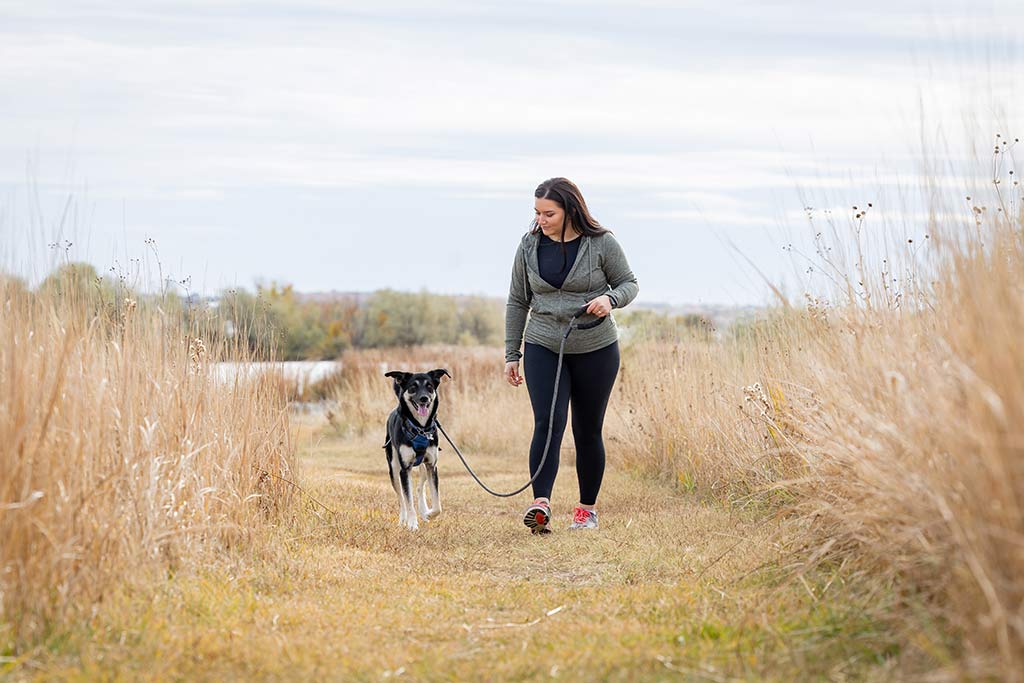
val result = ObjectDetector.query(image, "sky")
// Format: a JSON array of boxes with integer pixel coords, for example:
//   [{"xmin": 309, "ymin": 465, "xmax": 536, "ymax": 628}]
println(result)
[{"xmin": 1, "ymin": 0, "xmax": 1022, "ymax": 306}]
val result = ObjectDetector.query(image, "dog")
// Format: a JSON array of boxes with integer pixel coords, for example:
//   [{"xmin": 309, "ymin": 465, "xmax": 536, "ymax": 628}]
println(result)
[{"xmin": 383, "ymin": 368, "xmax": 450, "ymax": 530}]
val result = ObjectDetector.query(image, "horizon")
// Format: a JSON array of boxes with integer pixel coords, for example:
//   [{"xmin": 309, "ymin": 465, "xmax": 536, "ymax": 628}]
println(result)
[{"xmin": 8, "ymin": 260, "xmax": 765, "ymax": 314}]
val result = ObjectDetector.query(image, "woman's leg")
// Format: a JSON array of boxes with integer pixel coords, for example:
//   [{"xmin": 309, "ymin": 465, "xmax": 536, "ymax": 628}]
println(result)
[
  {"xmin": 567, "ymin": 342, "xmax": 620, "ymax": 506},
  {"xmin": 523, "ymin": 342, "xmax": 572, "ymax": 500}
]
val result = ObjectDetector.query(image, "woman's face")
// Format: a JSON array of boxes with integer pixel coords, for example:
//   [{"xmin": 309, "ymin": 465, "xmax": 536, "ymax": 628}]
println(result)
[{"xmin": 534, "ymin": 198, "xmax": 570, "ymax": 239}]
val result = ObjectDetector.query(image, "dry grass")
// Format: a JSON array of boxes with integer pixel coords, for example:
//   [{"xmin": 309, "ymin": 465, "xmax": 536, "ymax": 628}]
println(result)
[
  {"xmin": 611, "ymin": 202, "xmax": 1024, "ymax": 677},
  {"xmin": 13, "ymin": 424, "xmax": 920, "ymax": 682},
  {"xmin": 0, "ymin": 281, "xmax": 296, "ymax": 655},
  {"xmin": 773, "ymin": 209, "xmax": 1024, "ymax": 681}
]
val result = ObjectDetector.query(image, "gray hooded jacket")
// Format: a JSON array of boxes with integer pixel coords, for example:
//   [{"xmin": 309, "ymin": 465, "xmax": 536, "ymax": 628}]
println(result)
[{"xmin": 505, "ymin": 230, "xmax": 639, "ymax": 362}]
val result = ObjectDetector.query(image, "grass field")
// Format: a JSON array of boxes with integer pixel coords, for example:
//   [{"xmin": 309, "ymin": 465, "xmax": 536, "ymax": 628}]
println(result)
[{"xmin": 9, "ymin": 416, "xmax": 930, "ymax": 682}]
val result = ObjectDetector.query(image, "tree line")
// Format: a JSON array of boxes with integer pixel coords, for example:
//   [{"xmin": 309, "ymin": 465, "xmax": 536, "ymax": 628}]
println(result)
[
  {"xmin": 4, "ymin": 262, "xmax": 717, "ymax": 361},
  {"xmin": 2, "ymin": 262, "xmax": 504, "ymax": 360}
]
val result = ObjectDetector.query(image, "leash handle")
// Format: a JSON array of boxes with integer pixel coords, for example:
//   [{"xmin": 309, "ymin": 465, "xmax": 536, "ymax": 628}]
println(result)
[{"xmin": 569, "ymin": 303, "xmax": 607, "ymax": 334}]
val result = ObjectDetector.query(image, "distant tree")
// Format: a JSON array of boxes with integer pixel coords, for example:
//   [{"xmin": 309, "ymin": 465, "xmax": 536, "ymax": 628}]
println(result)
[
  {"xmin": 211, "ymin": 285, "xmax": 503, "ymax": 359},
  {"xmin": 312, "ymin": 299, "xmax": 359, "ymax": 358},
  {"xmin": 38, "ymin": 262, "xmax": 100, "ymax": 297},
  {"xmin": 359, "ymin": 290, "xmax": 429, "ymax": 347},
  {"xmin": 216, "ymin": 282, "xmax": 357, "ymax": 360},
  {"xmin": 457, "ymin": 296, "xmax": 503, "ymax": 346},
  {"xmin": 216, "ymin": 287, "xmax": 277, "ymax": 356},
  {"xmin": 35, "ymin": 262, "xmax": 128, "ymax": 318},
  {"xmin": 423, "ymin": 293, "xmax": 459, "ymax": 345}
]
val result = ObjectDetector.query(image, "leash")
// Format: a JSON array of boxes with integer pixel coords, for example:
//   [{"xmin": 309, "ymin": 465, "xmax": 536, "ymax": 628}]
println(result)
[{"xmin": 436, "ymin": 304, "xmax": 606, "ymax": 498}]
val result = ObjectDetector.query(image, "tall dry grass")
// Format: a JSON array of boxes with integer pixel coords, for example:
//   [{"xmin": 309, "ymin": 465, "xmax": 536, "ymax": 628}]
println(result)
[
  {"xmin": 778, "ymin": 209, "xmax": 1023, "ymax": 680},
  {"xmin": 0, "ymin": 278, "xmax": 296, "ymax": 649},
  {"xmin": 614, "ymin": 198, "xmax": 1024, "ymax": 675}
]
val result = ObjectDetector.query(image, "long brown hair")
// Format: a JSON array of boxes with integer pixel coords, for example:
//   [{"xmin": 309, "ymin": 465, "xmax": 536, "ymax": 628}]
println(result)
[{"xmin": 532, "ymin": 177, "xmax": 610, "ymax": 240}]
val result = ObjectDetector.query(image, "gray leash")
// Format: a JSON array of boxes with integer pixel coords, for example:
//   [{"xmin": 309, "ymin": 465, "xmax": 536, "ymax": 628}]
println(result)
[{"xmin": 436, "ymin": 305, "xmax": 605, "ymax": 498}]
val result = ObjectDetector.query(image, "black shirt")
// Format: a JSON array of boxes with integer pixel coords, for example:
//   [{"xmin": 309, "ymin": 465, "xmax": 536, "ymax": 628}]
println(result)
[{"xmin": 537, "ymin": 233, "xmax": 580, "ymax": 289}]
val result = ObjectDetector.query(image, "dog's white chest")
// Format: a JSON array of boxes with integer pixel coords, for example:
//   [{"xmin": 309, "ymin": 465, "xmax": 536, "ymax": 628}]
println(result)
[{"xmin": 398, "ymin": 444, "xmax": 438, "ymax": 469}]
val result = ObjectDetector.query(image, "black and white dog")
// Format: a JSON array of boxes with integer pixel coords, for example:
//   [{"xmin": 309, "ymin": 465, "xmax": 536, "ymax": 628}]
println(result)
[{"xmin": 383, "ymin": 368, "xmax": 450, "ymax": 530}]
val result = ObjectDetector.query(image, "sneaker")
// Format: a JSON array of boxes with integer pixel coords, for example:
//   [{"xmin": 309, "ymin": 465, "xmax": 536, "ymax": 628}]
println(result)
[
  {"xmin": 570, "ymin": 505, "xmax": 598, "ymax": 530},
  {"xmin": 523, "ymin": 499, "xmax": 552, "ymax": 534}
]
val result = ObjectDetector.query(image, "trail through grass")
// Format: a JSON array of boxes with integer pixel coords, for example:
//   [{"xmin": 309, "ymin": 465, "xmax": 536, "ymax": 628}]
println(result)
[{"xmin": 13, "ymin": 415, "xmax": 925, "ymax": 682}]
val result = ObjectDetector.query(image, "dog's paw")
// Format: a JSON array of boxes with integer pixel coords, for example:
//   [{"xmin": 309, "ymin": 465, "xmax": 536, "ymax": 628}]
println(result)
[
  {"xmin": 401, "ymin": 512, "xmax": 419, "ymax": 531},
  {"xmin": 426, "ymin": 508, "xmax": 441, "ymax": 520}
]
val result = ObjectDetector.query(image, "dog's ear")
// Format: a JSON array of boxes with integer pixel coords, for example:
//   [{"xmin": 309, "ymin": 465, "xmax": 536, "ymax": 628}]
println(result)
[
  {"xmin": 384, "ymin": 370, "xmax": 411, "ymax": 397},
  {"xmin": 428, "ymin": 368, "xmax": 452, "ymax": 386}
]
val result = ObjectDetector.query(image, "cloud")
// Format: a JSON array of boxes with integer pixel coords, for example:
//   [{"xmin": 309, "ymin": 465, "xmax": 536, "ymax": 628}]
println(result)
[{"xmin": 2, "ymin": 0, "xmax": 1021, "ymax": 305}]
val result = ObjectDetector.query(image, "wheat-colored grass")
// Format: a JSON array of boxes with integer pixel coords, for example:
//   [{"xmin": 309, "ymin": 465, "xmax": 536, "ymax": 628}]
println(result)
[
  {"xmin": 614, "ymin": 206, "xmax": 1024, "ymax": 678},
  {"xmin": 16, "ymin": 423, "xmax": 922, "ymax": 681},
  {"xmin": 773, "ymin": 210, "xmax": 1024, "ymax": 681},
  {"xmin": 0, "ymin": 281, "xmax": 296, "ymax": 652}
]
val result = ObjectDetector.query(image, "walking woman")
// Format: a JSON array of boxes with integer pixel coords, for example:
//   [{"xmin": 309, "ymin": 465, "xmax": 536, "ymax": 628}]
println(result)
[{"xmin": 504, "ymin": 177, "xmax": 639, "ymax": 533}]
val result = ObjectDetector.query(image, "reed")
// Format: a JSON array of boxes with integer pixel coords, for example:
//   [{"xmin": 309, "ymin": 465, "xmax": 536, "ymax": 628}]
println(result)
[
  {"xmin": 0, "ymin": 276, "xmax": 296, "ymax": 648},
  {"xmin": 614, "ymin": 184, "xmax": 1024, "ymax": 677}
]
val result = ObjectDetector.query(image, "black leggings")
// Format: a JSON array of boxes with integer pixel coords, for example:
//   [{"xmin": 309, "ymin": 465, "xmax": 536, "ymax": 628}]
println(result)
[{"xmin": 523, "ymin": 341, "xmax": 620, "ymax": 506}]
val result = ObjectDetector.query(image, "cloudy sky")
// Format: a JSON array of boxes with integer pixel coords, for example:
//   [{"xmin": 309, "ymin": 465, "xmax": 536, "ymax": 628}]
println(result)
[{"xmin": 1, "ymin": 0, "xmax": 1021, "ymax": 305}]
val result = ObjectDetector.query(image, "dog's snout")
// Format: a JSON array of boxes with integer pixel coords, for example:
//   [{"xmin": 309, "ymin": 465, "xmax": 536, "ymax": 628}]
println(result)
[{"xmin": 417, "ymin": 396, "xmax": 430, "ymax": 404}]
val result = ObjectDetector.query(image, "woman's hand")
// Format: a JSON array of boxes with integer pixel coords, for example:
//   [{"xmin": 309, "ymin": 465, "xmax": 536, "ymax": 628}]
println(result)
[
  {"xmin": 584, "ymin": 294, "xmax": 613, "ymax": 318},
  {"xmin": 505, "ymin": 361, "xmax": 524, "ymax": 387}
]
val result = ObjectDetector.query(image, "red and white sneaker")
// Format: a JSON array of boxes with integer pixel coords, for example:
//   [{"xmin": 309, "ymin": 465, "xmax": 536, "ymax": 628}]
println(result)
[
  {"xmin": 523, "ymin": 499, "xmax": 552, "ymax": 534},
  {"xmin": 570, "ymin": 505, "xmax": 599, "ymax": 530}
]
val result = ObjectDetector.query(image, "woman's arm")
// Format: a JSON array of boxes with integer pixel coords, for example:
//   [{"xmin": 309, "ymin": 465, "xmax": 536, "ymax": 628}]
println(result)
[
  {"xmin": 505, "ymin": 240, "xmax": 532, "ymax": 363},
  {"xmin": 603, "ymin": 234, "xmax": 639, "ymax": 309}
]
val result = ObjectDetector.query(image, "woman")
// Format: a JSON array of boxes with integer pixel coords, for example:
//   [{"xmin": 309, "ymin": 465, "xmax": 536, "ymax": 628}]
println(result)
[{"xmin": 504, "ymin": 177, "xmax": 639, "ymax": 533}]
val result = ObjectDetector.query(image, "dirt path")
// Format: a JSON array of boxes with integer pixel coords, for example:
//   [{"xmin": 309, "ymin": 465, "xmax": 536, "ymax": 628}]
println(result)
[{"xmin": 24, "ymin": 417, "xmax": 901, "ymax": 682}]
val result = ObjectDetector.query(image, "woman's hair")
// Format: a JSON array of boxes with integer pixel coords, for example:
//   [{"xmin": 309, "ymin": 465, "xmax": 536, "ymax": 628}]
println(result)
[{"xmin": 532, "ymin": 177, "xmax": 610, "ymax": 240}]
